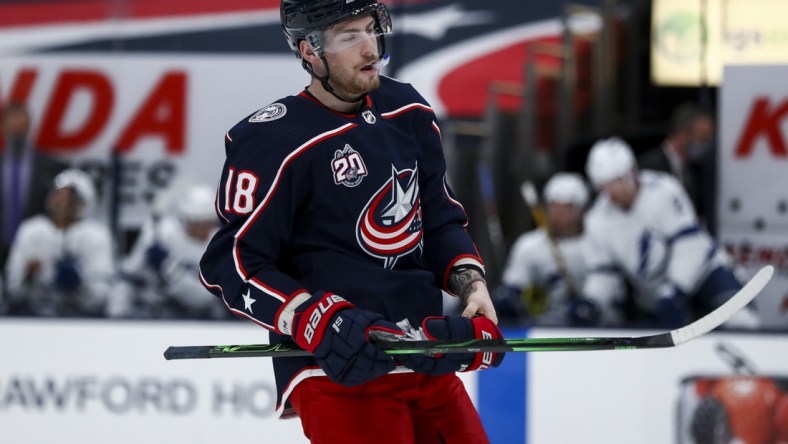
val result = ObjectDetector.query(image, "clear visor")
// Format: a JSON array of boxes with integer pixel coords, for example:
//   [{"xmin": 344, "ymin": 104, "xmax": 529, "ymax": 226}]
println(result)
[
  {"xmin": 306, "ymin": 4, "xmax": 392, "ymax": 55},
  {"xmin": 309, "ymin": 28, "xmax": 386, "ymax": 54}
]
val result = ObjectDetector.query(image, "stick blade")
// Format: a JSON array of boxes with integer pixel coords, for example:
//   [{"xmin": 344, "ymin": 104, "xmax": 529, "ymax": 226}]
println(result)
[{"xmin": 669, "ymin": 265, "xmax": 774, "ymax": 346}]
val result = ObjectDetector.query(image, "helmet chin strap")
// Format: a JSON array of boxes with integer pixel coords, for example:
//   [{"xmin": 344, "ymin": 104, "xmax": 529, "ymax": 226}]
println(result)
[{"xmin": 303, "ymin": 57, "xmax": 366, "ymax": 105}]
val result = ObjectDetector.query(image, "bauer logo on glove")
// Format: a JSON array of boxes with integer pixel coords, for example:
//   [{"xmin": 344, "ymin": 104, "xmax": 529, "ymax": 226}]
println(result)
[
  {"xmin": 288, "ymin": 291, "xmax": 400, "ymax": 386},
  {"xmin": 479, "ymin": 329, "xmax": 495, "ymax": 370},
  {"xmin": 297, "ymin": 293, "xmax": 353, "ymax": 347}
]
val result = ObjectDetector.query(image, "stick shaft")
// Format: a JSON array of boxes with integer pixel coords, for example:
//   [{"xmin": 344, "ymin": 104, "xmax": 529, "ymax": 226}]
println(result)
[
  {"xmin": 164, "ymin": 333, "xmax": 673, "ymax": 359},
  {"xmin": 164, "ymin": 266, "xmax": 773, "ymax": 360}
]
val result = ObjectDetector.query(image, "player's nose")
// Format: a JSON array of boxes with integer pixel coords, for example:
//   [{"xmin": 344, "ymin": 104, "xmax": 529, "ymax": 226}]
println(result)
[{"xmin": 359, "ymin": 34, "xmax": 377, "ymax": 56}]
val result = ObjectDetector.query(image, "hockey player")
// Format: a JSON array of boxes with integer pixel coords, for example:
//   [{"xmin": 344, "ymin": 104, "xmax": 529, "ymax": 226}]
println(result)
[
  {"xmin": 198, "ymin": 1, "xmax": 505, "ymax": 442},
  {"xmin": 3, "ymin": 169, "xmax": 114, "ymax": 317},
  {"xmin": 582, "ymin": 137, "xmax": 759, "ymax": 328},
  {"xmin": 108, "ymin": 184, "xmax": 226, "ymax": 320},
  {"xmin": 498, "ymin": 173, "xmax": 597, "ymax": 325}
]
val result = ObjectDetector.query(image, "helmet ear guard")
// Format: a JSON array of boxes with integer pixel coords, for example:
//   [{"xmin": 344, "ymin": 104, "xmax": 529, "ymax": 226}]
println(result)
[
  {"xmin": 374, "ymin": 3, "xmax": 392, "ymax": 35},
  {"xmin": 305, "ymin": 31, "xmax": 324, "ymax": 56}
]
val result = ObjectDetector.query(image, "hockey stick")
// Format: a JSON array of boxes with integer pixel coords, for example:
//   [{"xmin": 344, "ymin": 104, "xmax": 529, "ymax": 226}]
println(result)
[{"xmin": 163, "ymin": 265, "xmax": 773, "ymax": 360}]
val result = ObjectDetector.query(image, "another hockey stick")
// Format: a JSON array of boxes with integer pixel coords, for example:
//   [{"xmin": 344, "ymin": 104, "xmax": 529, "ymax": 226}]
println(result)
[{"xmin": 163, "ymin": 265, "xmax": 773, "ymax": 360}]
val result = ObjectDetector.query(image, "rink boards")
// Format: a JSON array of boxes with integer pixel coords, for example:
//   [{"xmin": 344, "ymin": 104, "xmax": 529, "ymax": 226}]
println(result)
[{"xmin": 0, "ymin": 320, "xmax": 786, "ymax": 444}]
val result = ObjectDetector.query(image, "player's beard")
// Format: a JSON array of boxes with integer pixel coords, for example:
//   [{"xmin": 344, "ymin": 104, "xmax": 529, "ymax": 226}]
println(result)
[{"xmin": 326, "ymin": 56, "xmax": 381, "ymax": 98}]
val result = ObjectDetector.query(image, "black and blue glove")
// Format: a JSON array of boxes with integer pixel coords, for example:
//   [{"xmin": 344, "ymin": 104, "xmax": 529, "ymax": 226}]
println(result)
[
  {"xmin": 567, "ymin": 297, "xmax": 601, "ymax": 326},
  {"xmin": 657, "ymin": 285, "xmax": 692, "ymax": 328},
  {"xmin": 291, "ymin": 292, "xmax": 398, "ymax": 386},
  {"xmin": 53, "ymin": 254, "xmax": 82, "ymax": 292},
  {"xmin": 145, "ymin": 243, "xmax": 169, "ymax": 272},
  {"xmin": 491, "ymin": 285, "xmax": 526, "ymax": 320}
]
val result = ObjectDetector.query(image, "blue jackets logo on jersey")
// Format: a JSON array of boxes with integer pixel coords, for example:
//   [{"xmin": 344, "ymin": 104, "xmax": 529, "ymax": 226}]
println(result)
[
  {"xmin": 249, "ymin": 103, "xmax": 287, "ymax": 122},
  {"xmin": 332, "ymin": 144, "xmax": 368, "ymax": 187},
  {"xmin": 356, "ymin": 165, "xmax": 424, "ymax": 269}
]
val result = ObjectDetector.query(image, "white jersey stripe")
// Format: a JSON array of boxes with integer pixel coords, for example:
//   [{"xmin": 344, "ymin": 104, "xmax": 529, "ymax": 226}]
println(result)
[{"xmin": 381, "ymin": 102, "xmax": 433, "ymax": 118}]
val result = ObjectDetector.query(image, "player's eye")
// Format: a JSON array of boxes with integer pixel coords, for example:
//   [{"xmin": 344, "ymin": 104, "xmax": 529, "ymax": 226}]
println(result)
[{"xmin": 322, "ymin": 26, "xmax": 380, "ymax": 53}]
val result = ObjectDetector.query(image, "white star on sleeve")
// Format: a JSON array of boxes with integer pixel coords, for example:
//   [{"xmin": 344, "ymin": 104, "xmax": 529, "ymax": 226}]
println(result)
[{"xmin": 242, "ymin": 289, "xmax": 256, "ymax": 314}]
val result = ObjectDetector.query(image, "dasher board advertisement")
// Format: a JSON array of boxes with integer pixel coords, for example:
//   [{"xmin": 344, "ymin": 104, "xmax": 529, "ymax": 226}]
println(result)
[
  {"xmin": 0, "ymin": 54, "xmax": 305, "ymax": 227},
  {"xmin": 717, "ymin": 64, "xmax": 788, "ymax": 330},
  {"xmin": 0, "ymin": 319, "xmax": 479, "ymax": 444}
]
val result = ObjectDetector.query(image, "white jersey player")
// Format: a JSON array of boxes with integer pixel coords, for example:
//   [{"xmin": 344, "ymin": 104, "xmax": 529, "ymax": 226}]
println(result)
[
  {"xmin": 4, "ymin": 169, "xmax": 115, "ymax": 317},
  {"xmin": 108, "ymin": 184, "xmax": 225, "ymax": 319},
  {"xmin": 582, "ymin": 137, "xmax": 758, "ymax": 328},
  {"xmin": 499, "ymin": 173, "xmax": 594, "ymax": 325}
]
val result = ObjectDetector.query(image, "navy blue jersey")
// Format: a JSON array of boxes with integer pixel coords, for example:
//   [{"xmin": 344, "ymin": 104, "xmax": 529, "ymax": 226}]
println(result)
[{"xmin": 199, "ymin": 76, "xmax": 482, "ymax": 417}]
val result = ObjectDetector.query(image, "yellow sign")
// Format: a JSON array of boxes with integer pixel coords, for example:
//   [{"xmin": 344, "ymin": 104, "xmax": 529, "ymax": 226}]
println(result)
[{"xmin": 651, "ymin": 0, "xmax": 788, "ymax": 86}]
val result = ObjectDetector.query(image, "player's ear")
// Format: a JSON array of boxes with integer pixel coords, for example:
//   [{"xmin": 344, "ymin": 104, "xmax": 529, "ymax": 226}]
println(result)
[{"xmin": 300, "ymin": 40, "xmax": 325, "ymax": 73}]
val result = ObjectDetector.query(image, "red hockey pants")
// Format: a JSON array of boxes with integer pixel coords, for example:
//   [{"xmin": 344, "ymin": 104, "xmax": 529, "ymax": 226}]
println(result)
[{"xmin": 289, "ymin": 372, "xmax": 489, "ymax": 444}]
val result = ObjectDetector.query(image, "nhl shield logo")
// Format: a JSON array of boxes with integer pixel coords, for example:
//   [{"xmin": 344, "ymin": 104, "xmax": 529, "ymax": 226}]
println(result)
[
  {"xmin": 249, "ymin": 103, "xmax": 286, "ymax": 122},
  {"xmin": 332, "ymin": 144, "xmax": 368, "ymax": 187},
  {"xmin": 356, "ymin": 165, "xmax": 423, "ymax": 268},
  {"xmin": 361, "ymin": 109, "xmax": 376, "ymax": 124}
]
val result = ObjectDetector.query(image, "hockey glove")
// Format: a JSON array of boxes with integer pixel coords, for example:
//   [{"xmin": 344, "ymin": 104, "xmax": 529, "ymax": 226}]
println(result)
[
  {"xmin": 53, "ymin": 254, "xmax": 82, "ymax": 293},
  {"xmin": 567, "ymin": 297, "xmax": 601, "ymax": 326},
  {"xmin": 291, "ymin": 292, "xmax": 398, "ymax": 386},
  {"xmin": 491, "ymin": 285, "xmax": 527, "ymax": 321},
  {"xmin": 396, "ymin": 315, "xmax": 505, "ymax": 374},
  {"xmin": 145, "ymin": 243, "xmax": 169, "ymax": 272},
  {"xmin": 656, "ymin": 284, "xmax": 692, "ymax": 328}
]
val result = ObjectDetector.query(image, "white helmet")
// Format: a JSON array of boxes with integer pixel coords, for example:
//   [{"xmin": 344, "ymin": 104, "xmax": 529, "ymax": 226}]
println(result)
[
  {"xmin": 543, "ymin": 173, "xmax": 589, "ymax": 207},
  {"xmin": 585, "ymin": 136, "xmax": 636, "ymax": 188},
  {"xmin": 176, "ymin": 185, "xmax": 217, "ymax": 223},
  {"xmin": 53, "ymin": 169, "xmax": 97, "ymax": 216}
]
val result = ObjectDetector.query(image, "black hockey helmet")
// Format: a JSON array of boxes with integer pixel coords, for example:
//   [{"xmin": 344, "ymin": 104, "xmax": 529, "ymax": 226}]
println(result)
[{"xmin": 280, "ymin": 0, "xmax": 392, "ymax": 60}]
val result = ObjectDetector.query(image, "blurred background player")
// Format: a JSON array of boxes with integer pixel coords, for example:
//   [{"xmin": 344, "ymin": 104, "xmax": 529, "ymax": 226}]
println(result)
[
  {"xmin": 3, "ymin": 169, "xmax": 114, "ymax": 317},
  {"xmin": 108, "ymin": 183, "xmax": 225, "ymax": 320},
  {"xmin": 581, "ymin": 137, "xmax": 759, "ymax": 329},
  {"xmin": 496, "ymin": 172, "xmax": 597, "ymax": 326},
  {"xmin": 1, "ymin": 102, "xmax": 67, "ymax": 283}
]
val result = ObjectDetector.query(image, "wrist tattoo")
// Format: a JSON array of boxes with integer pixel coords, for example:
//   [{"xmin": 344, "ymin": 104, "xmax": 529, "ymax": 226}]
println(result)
[{"xmin": 448, "ymin": 267, "xmax": 486, "ymax": 304}]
